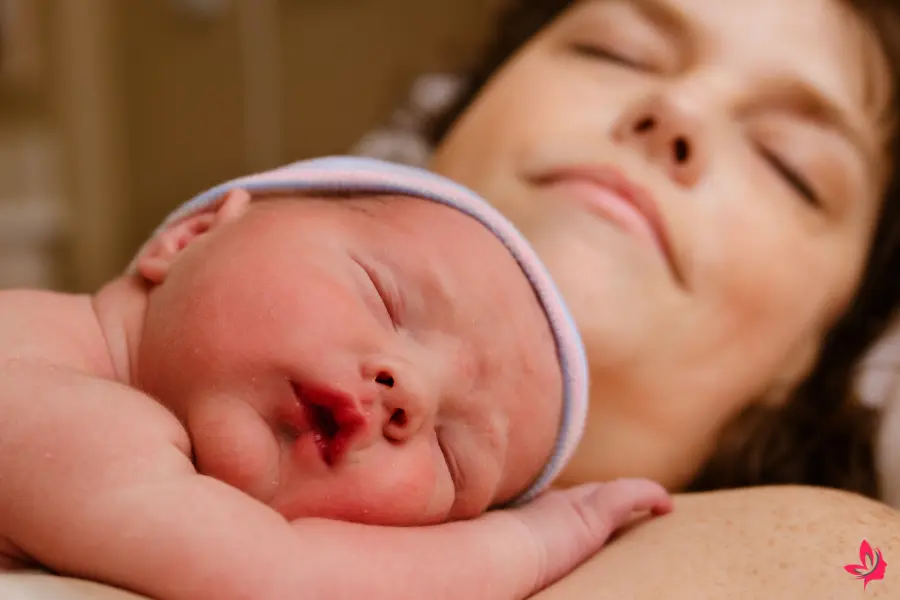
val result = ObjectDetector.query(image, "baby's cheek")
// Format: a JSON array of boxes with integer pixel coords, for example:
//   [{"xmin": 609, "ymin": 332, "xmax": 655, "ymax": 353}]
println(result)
[
  {"xmin": 188, "ymin": 397, "xmax": 280, "ymax": 503},
  {"xmin": 333, "ymin": 444, "xmax": 451, "ymax": 525}
]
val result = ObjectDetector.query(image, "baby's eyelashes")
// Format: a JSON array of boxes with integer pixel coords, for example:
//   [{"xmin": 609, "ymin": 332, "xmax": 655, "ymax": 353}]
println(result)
[{"xmin": 354, "ymin": 258, "xmax": 401, "ymax": 329}]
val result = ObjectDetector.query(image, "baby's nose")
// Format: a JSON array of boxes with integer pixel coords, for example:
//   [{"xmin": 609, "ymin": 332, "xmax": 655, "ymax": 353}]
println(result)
[{"xmin": 365, "ymin": 361, "xmax": 434, "ymax": 443}]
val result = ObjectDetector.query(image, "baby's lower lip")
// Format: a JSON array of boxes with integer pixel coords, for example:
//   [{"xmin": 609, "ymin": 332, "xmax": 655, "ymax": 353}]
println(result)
[
  {"xmin": 279, "ymin": 408, "xmax": 332, "ymax": 468},
  {"xmin": 289, "ymin": 382, "xmax": 366, "ymax": 467},
  {"xmin": 281, "ymin": 386, "xmax": 328, "ymax": 466}
]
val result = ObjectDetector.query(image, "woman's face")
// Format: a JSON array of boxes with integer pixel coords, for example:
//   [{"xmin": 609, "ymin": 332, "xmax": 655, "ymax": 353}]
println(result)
[{"xmin": 431, "ymin": 0, "xmax": 892, "ymax": 489}]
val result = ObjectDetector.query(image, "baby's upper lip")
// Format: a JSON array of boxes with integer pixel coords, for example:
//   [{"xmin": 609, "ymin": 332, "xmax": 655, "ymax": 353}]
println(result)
[
  {"xmin": 533, "ymin": 165, "xmax": 685, "ymax": 286},
  {"xmin": 291, "ymin": 381, "xmax": 367, "ymax": 466}
]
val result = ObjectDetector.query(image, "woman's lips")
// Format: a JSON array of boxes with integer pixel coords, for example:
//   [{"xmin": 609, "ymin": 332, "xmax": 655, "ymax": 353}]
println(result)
[
  {"xmin": 287, "ymin": 382, "xmax": 367, "ymax": 466},
  {"xmin": 534, "ymin": 166, "xmax": 684, "ymax": 285}
]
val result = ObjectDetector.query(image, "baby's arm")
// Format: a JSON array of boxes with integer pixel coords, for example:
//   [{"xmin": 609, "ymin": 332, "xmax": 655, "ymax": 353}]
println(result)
[
  {"xmin": 289, "ymin": 478, "xmax": 671, "ymax": 599},
  {"xmin": 0, "ymin": 360, "xmax": 670, "ymax": 600}
]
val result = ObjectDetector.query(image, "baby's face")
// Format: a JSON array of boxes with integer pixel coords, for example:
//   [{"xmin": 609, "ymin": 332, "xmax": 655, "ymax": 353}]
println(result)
[{"xmin": 136, "ymin": 195, "xmax": 562, "ymax": 524}]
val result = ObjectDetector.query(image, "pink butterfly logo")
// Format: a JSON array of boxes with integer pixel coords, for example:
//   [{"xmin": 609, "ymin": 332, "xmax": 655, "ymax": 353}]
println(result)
[{"xmin": 844, "ymin": 539, "xmax": 887, "ymax": 590}]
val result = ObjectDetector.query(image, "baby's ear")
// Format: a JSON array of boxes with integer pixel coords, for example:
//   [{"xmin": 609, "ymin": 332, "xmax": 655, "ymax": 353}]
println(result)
[{"xmin": 136, "ymin": 188, "xmax": 252, "ymax": 283}]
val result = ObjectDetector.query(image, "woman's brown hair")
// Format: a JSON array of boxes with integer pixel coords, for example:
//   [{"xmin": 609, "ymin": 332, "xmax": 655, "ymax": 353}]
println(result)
[{"xmin": 427, "ymin": 0, "xmax": 900, "ymax": 498}]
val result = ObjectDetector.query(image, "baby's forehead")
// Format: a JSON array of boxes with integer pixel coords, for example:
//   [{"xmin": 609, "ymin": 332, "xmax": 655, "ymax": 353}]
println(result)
[
  {"xmin": 249, "ymin": 192, "xmax": 561, "ymax": 368},
  {"xmin": 311, "ymin": 193, "xmax": 562, "ymax": 392},
  {"xmin": 252, "ymin": 191, "xmax": 458, "ymax": 227},
  {"xmin": 277, "ymin": 193, "xmax": 514, "ymax": 255},
  {"xmin": 332, "ymin": 192, "xmax": 455, "ymax": 221},
  {"xmin": 335, "ymin": 194, "xmax": 548, "ymax": 321},
  {"xmin": 256, "ymin": 191, "xmax": 552, "ymax": 336}
]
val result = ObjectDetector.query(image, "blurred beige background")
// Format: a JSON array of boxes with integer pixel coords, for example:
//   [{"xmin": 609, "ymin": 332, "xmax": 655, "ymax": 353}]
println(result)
[{"xmin": 0, "ymin": 0, "xmax": 504, "ymax": 292}]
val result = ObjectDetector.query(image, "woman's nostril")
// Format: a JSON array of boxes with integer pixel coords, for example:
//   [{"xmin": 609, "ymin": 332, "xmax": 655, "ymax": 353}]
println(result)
[
  {"xmin": 674, "ymin": 137, "xmax": 690, "ymax": 163},
  {"xmin": 634, "ymin": 116, "xmax": 656, "ymax": 132},
  {"xmin": 375, "ymin": 371, "xmax": 394, "ymax": 388},
  {"xmin": 389, "ymin": 409, "xmax": 407, "ymax": 427}
]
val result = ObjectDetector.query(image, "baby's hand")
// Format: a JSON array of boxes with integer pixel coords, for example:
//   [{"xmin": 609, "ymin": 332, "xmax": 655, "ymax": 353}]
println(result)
[{"xmin": 493, "ymin": 478, "xmax": 672, "ymax": 596}]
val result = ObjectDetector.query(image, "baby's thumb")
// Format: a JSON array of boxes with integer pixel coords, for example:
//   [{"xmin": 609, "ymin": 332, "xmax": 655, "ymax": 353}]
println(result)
[{"xmin": 509, "ymin": 478, "xmax": 672, "ymax": 592}]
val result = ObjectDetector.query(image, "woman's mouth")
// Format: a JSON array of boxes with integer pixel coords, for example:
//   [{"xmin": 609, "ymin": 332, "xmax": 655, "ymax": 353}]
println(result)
[
  {"xmin": 533, "ymin": 165, "xmax": 685, "ymax": 286},
  {"xmin": 289, "ymin": 382, "xmax": 367, "ymax": 466}
]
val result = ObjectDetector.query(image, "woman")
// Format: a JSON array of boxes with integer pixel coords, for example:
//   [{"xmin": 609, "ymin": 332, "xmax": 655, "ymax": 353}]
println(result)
[
  {"xmin": 425, "ymin": 0, "xmax": 900, "ymax": 596},
  {"xmin": 429, "ymin": 0, "xmax": 898, "ymax": 499},
  {"xmin": 5, "ymin": 0, "xmax": 899, "ymax": 597}
]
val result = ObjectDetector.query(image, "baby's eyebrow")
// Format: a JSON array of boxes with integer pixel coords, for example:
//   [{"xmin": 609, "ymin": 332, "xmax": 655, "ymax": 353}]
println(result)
[
  {"xmin": 334, "ymin": 194, "xmax": 398, "ymax": 218},
  {"xmin": 406, "ymin": 262, "xmax": 455, "ymax": 326}
]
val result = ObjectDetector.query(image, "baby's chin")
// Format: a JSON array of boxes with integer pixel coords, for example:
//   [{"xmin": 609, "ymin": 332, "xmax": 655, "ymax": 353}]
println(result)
[
  {"xmin": 269, "ymin": 479, "xmax": 454, "ymax": 526},
  {"xmin": 272, "ymin": 499, "xmax": 445, "ymax": 526}
]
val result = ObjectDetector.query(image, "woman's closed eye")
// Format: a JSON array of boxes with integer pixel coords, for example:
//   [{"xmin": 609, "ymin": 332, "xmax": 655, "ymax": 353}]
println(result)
[
  {"xmin": 572, "ymin": 42, "xmax": 649, "ymax": 70},
  {"xmin": 757, "ymin": 146, "xmax": 821, "ymax": 207}
]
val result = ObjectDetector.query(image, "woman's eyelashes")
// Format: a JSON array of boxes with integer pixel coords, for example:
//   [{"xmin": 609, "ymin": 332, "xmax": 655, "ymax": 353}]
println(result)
[
  {"xmin": 572, "ymin": 42, "xmax": 649, "ymax": 70},
  {"xmin": 757, "ymin": 146, "xmax": 821, "ymax": 207}
]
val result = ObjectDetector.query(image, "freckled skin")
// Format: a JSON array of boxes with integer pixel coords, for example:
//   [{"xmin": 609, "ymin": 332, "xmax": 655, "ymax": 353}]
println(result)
[{"xmin": 535, "ymin": 487, "xmax": 899, "ymax": 599}]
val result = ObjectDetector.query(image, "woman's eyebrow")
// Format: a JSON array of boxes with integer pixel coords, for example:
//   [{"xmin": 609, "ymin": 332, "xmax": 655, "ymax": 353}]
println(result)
[
  {"xmin": 617, "ymin": 1, "xmax": 872, "ymax": 158},
  {"xmin": 760, "ymin": 75, "xmax": 876, "ymax": 163},
  {"xmin": 629, "ymin": 0, "xmax": 692, "ymax": 37},
  {"xmin": 580, "ymin": 0, "xmax": 695, "ymax": 59}
]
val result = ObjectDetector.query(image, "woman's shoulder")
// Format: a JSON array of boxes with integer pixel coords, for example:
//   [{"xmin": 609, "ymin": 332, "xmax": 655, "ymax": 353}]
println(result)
[{"xmin": 677, "ymin": 484, "xmax": 897, "ymax": 521}]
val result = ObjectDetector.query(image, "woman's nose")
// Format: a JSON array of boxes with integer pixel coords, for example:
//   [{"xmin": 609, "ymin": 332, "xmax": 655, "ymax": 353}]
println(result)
[
  {"xmin": 611, "ymin": 93, "xmax": 709, "ymax": 188},
  {"xmin": 363, "ymin": 360, "xmax": 435, "ymax": 443}
]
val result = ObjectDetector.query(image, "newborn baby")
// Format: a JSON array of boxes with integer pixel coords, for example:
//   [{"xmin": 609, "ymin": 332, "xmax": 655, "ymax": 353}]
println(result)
[{"xmin": 0, "ymin": 157, "xmax": 671, "ymax": 600}]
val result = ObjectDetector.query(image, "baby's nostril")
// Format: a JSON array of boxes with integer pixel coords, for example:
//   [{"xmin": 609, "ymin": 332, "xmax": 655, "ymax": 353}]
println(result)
[
  {"xmin": 673, "ymin": 137, "xmax": 690, "ymax": 163},
  {"xmin": 389, "ymin": 409, "xmax": 407, "ymax": 427},
  {"xmin": 375, "ymin": 371, "xmax": 394, "ymax": 388},
  {"xmin": 634, "ymin": 117, "xmax": 656, "ymax": 132}
]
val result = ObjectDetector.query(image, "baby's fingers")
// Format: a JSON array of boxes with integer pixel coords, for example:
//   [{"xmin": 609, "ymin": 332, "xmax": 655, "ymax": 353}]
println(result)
[
  {"xmin": 509, "ymin": 478, "xmax": 672, "ymax": 591},
  {"xmin": 579, "ymin": 478, "xmax": 674, "ymax": 524}
]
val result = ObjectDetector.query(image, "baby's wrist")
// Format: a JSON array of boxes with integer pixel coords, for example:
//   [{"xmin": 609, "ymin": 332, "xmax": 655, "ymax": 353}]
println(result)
[{"xmin": 458, "ymin": 509, "xmax": 543, "ymax": 599}]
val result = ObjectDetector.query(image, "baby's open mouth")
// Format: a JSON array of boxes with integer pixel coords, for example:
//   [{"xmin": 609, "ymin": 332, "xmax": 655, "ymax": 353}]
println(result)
[{"xmin": 291, "ymin": 382, "xmax": 366, "ymax": 466}]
